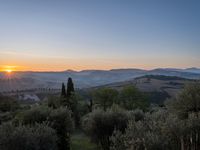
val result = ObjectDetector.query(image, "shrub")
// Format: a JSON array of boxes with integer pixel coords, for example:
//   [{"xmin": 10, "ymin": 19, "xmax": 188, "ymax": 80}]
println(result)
[
  {"xmin": 110, "ymin": 109, "xmax": 169, "ymax": 150},
  {"xmin": 0, "ymin": 123, "xmax": 58, "ymax": 150},
  {"xmin": 13, "ymin": 106, "xmax": 73, "ymax": 150},
  {"xmin": 129, "ymin": 109, "xmax": 145, "ymax": 121},
  {"xmin": 0, "ymin": 95, "xmax": 19, "ymax": 112},
  {"xmin": 82, "ymin": 108, "xmax": 129, "ymax": 150},
  {"xmin": 111, "ymin": 107, "xmax": 200, "ymax": 150},
  {"xmin": 13, "ymin": 105, "xmax": 51, "ymax": 125}
]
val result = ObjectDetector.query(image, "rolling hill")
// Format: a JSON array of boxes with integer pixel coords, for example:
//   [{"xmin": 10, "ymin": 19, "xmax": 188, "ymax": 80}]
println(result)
[
  {"xmin": 0, "ymin": 68, "xmax": 199, "ymax": 93},
  {"xmin": 92, "ymin": 75, "xmax": 197, "ymax": 104}
]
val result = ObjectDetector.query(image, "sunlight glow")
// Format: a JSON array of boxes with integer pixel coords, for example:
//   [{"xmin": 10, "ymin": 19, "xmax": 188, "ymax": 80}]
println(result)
[
  {"xmin": 0, "ymin": 66, "xmax": 17, "ymax": 73},
  {"xmin": 5, "ymin": 69, "xmax": 12, "ymax": 73}
]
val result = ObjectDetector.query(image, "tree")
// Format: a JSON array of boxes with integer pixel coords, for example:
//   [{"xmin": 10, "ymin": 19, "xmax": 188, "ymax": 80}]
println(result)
[
  {"xmin": 48, "ymin": 107, "xmax": 74, "ymax": 150},
  {"xmin": 110, "ymin": 106, "xmax": 200, "ymax": 150},
  {"xmin": 93, "ymin": 88, "xmax": 118, "ymax": 111},
  {"xmin": 0, "ymin": 95, "xmax": 19, "ymax": 112},
  {"xmin": 13, "ymin": 106, "xmax": 51, "ymax": 125},
  {"xmin": 0, "ymin": 96, "xmax": 20, "ymax": 124},
  {"xmin": 48, "ymin": 96, "xmax": 61, "ymax": 109},
  {"xmin": 0, "ymin": 123, "xmax": 58, "ymax": 150},
  {"xmin": 61, "ymin": 83, "xmax": 67, "ymax": 97},
  {"xmin": 167, "ymin": 82, "xmax": 200, "ymax": 119},
  {"xmin": 67, "ymin": 77, "xmax": 74, "ymax": 98},
  {"xmin": 82, "ymin": 108, "xmax": 129, "ymax": 150},
  {"xmin": 110, "ymin": 108, "xmax": 170, "ymax": 150},
  {"xmin": 13, "ymin": 106, "xmax": 73, "ymax": 150},
  {"xmin": 61, "ymin": 78, "xmax": 80, "ymax": 128},
  {"xmin": 118, "ymin": 86, "xmax": 149, "ymax": 110}
]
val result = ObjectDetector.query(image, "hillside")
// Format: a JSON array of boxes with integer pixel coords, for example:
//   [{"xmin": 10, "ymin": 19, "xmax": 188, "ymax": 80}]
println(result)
[
  {"xmin": 93, "ymin": 75, "xmax": 197, "ymax": 104},
  {"xmin": 0, "ymin": 68, "xmax": 200, "ymax": 92}
]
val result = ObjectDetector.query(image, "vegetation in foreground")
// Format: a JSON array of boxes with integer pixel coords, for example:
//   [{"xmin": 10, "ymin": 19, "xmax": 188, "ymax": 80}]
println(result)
[{"xmin": 0, "ymin": 77, "xmax": 200, "ymax": 150}]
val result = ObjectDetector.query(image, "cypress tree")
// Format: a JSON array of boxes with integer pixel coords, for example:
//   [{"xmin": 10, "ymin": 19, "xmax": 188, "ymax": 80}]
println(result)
[
  {"xmin": 61, "ymin": 83, "xmax": 67, "ymax": 97},
  {"xmin": 66, "ymin": 77, "xmax": 74, "ymax": 98},
  {"xmin": 66, "ymin": 77, "xmax": 79, "ymax": 127}
]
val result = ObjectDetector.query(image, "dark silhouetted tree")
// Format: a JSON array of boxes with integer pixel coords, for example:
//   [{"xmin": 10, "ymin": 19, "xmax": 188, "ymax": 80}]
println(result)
[
  {"xmin": 61, "ymin": 83, "xmax": 66, "ymax": 97},
  {"xmin": 66, "ymin": 77, "xmax": 74, "ymax": 98},
  {"xmin": 88, "ymin": 98, "xmax": 93, "ymax": 112}
]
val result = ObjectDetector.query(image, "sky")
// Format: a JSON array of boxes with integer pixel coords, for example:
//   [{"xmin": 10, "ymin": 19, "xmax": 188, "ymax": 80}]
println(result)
[{"xmin": 0, "ymin": 0, "xmax": 200, "ymax": 71}]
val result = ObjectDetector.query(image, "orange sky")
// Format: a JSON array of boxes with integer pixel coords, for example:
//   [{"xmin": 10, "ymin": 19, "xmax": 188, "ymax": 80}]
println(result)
[
  {"xmin": 0, "ymin": 49, "xmax": 199, "ymax": 72},
  {"xmin": 0, "ymin": 57, "xmax": 198, "ymax": 72}
]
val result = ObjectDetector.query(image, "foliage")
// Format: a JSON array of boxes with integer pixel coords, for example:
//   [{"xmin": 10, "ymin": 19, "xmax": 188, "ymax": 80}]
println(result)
[
  {"xmin": 70, "ymin": 94, "xmax": 85, "ymax": 128},
  {"xmin": 93, "ymin": 88, "xmax": 118, "ymax": 111},
  {"xmin": 166, "ymin": 82, "xmax": 200, "ymax": 119},
  {"xmin": 129, "ymin": 108, "xmax": 145, "ymax": 121},
  {"xmin": 61, "ymin": 83, "xmax": 67, "ymax": 97},
  {"xmin": 13, "ymin": 105, "xmax": 51, "ymax": 125},
  {"xmin": 118, "ymin": 86, "xmax": 149, "ymax": 110},
  {"xmin": 82, "ymin": 108, "xmax": 129, "ymax": 150},
  {"xmin": 0, "ymin": 95, "xmax": 20, "ymax": 112},
  {"xmin": 48, "ymin": 107, "xmax": 74, "ymax": 150},
  {"xmin": 111, "ymin": 108, "xmax": 169, "ymax": 150},
  {"xmin": 0, "ymin": 112, "xmax": 15, "ymax": 125},
  {"xmin": 0, "ymin": 123, "xmax": 58, "ymax": 150},
  {"xmin": 111, "ymin": 103, "xmax": 200, "ymax": 150},
  {"xmin": 13, "ymin": 105, "xmax": 73, "ymax": 150},
  {"xmin": 109, "ymin": 83, "xmax": 200, "ymax": 150},
  {"xmin": 67, "ymin": 77, "xmax": 75, "ymax": 98},
  {"xmin": 147, "ymin": 91, "xmax": 170, "ymax": 105},
  {"xmin": 48, "ymin": 95, "xmax": 61, "ymax": 109}
]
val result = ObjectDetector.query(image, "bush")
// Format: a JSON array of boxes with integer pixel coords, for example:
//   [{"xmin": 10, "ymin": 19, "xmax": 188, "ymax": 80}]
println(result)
[
  {"xmin": 129, "ymin": 109, "xmax": 145, "ymax": 121},
  {"xmin": 0, "ymin": 123, "xmax": 58, "ymax": 150},
  {"xmin": 13, "ymin": 106, "xmax": 74, "ymax": 150},
  {"xmin": 110, "ymin": 109, "xmax": 169, "ymax": 150},
  {"xmin": 47, "ymin": 96, "xmax": 61, "ymax": 109},
  {"xmin": 13, "ymin": 105, "xmax": 51, "ymax": 125},
  {"xmin": 163, "ymin": 115, "xmax": 200, "ymax": 150},
  {"xmin": 111, "ymin": 107, "xmax": 200, "ymax": 150},
  {"xmin": 0, "ymin": 95, "xmax": 19, "ymax": 112},
  {"xmin": 82, "ymin": 108, "xmax": 129, "ymax": 150},
  {"xmin": 0, "ymin": 112, "xmax": 14, "ymax": 124}
]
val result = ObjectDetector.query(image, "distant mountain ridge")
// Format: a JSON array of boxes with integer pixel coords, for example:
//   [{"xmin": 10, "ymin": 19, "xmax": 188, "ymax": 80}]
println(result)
[{"xmin": 0, "ymin": 68, "xmax": 200, "ymax": 92}]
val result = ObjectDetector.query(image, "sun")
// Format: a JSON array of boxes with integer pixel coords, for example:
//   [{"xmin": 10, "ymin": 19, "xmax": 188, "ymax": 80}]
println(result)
[
  {"xmin": 1, "ymin": 66, "xmax": 17, "ymax": 73},
  {"xmin": 5, "ymin": 69, "xmax": 12, "ymax": 73}
]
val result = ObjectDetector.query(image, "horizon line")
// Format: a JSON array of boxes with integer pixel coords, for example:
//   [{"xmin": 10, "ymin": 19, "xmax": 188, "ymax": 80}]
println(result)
[{"xmin": 0, "ymin": 67, "xmax": 199, "ymax": 73}]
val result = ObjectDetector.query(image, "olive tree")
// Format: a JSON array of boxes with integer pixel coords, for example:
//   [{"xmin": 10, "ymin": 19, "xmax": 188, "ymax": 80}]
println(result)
[
  {"xmin": 93, "ymin": 88, "xmax": 118, "ymax": 111},
  {"xmin": 167, "ymin": 82, "xmax": 200, "ymax": 119},
  {"xmin": 118, "ymin": 86, "xmax": 149, "ymax": 110},
  {"xmin": 0, "ymin": 123, "xmax": 58, "ymax": 150},
  {"xmin": 82, "ymin": 108, "xmax": 129, "ymax": 150}
]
